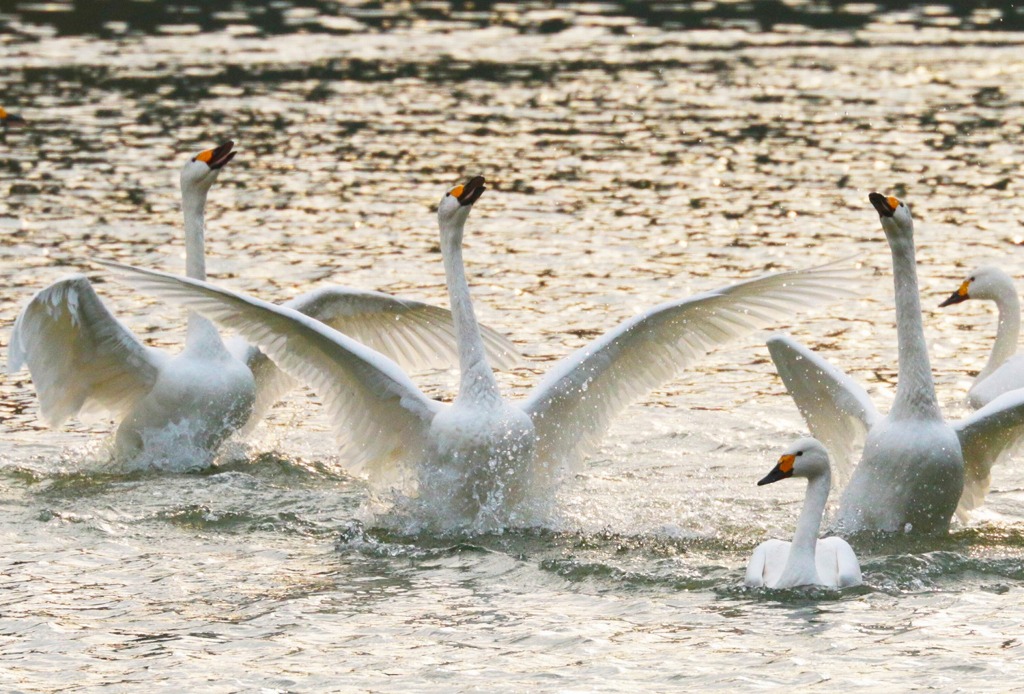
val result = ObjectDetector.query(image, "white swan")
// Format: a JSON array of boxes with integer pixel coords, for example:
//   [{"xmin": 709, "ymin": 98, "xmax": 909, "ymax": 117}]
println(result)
[
  {"xmin": 767, "ymin": 193, "xmax": 1024, "ymax": 531},
  {"xmin": 97, "ymin": 175, "xmax": 853, "ymax": 527},
  {"xmin": 939, "ymin": 265, "xmax": 1024, "ymax": 409},
  {"xmin": 745, "ymin": 438, "xmax": 862, "ymax": 589},
  {"xmin": 9, "ymin": 147, "xmax": 517, "ymax": 468},
  {"xmin": 9, "ymin": 142, "xmax": 254, "ymax": 466}
]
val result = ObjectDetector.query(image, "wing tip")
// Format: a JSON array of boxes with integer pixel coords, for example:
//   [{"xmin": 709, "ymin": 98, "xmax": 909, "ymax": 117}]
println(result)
[{"xmin": 765, "ymin": 332, "xmax": 792, "ymax": 346}]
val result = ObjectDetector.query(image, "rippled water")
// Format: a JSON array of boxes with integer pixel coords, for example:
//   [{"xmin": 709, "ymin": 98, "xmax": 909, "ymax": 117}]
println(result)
[{"xmin": 2, "ymin": 2, "xmax": 1024, "ymax": 690}]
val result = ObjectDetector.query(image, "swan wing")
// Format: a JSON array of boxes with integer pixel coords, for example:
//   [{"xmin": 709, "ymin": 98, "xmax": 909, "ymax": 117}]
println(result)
[
  {"xmin": 745, "ymin": 538, "xmax": 789, "ymax": 587},
  {"xmin": 521, "ymin": 263, "xmax": 855, "ymax": 471},
  {"xmin": 223, "ymin": 336, "xmax": 296, "ymax": 430},
  {"xmin": 230, "ymin": 287, "xmax": 518, "ymax": 429},
  {"xmin": 285, "ymin": 286, "xmax": 520, "ymax": 372},
  {"xmin": 953, "ymin": 389, "xmax": 1024, "ymax": 515},
  {"xmin": 744, "ymin": 541, "xmax": 770, "ymax": 587},
  {"xmin": 816, "ymin": 537, "xmax": 862, "ymax": 588},
  {"xmin": 969, "ymin": 355, "xmax": 1024, "ymax": 409},
  {"xmin": 765, "ymin": 334, "xmax": 879, "ymax": 488},
  {"xmin": 96, "ymin": 261, "xmax": 440, "ymax": 479},
  {"xmin": 8, "ymin": 275, "xmax": 162, "ymax": 427}
]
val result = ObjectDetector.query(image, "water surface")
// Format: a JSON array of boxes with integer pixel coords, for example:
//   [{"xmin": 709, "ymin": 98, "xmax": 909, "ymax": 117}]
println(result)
[{"xmin": 2, "ymin": 2, "xmax": 1024, "ymax": 690}]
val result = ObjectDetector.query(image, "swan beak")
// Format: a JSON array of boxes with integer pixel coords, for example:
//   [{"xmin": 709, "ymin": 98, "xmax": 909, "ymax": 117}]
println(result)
[
  {"xmin": 0, "ymin": 108, "xmax": 26, "ymax": 128},
  {"xmin": 195, "ymin": 141, "xmax": 236, "ymax": 170},
  {"xmin": 868, "ymin": 192, "xmax": 897, "ymax": 218},
  {"xmin": 757, "ymin": 454, "xmax": 795, "ymax": 486},
  {"xmin": 455, "ymin": 176, "xmax": 486, "ymax": 206},
  {"xmin": 939, "ymin": 280, "xmax": 971, "ymax": 307}
]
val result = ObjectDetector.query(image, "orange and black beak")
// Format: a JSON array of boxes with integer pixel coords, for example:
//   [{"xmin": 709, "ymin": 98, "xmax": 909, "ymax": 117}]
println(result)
[
  {"xmin": 0, "ymin": 106, "xmax": 26, "ymax": 128},
  {"xmin": 869, "ymin": 192, "xmax": 896, "ymax": 218},
  {"xmin": 455, "ymin": 175, "xmax": 486, "ymax": 206},
  {"xmin": 195, "ymin": 140, "xmax": 236, "ymax": 170},
  {"xmin": 757, "ymin": 454, "xmax": 795, "ymax": 486},
  {"xmin": 939, "ymin": 280, "xmax": 971, "ymax": 308}
]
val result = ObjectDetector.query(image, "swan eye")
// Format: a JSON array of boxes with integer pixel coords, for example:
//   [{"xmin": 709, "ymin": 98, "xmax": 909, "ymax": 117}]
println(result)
[{"xmin": 796, "ymin": 451, "xmax": 804, "ymax": 457}]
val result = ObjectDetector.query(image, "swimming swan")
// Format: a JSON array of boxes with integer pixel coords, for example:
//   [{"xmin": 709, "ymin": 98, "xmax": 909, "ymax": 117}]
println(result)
[
  {"xmin": 9, "ymin": 147, "xmax": 517, "ymax": 467},
  {"xmin": 745, "ymin": 438, "xmax": 862, "ymax": 589},
  {"xmin": 98, "ymin": 176, "xmax": 854, "ymax": 526},
  {"xmin": 939, "ymin": 265, "xmax": 1024, "ymax": 409},
  {"xmin": 767, "ymin": 194, "xmax": 1024, "ymax": 531}
]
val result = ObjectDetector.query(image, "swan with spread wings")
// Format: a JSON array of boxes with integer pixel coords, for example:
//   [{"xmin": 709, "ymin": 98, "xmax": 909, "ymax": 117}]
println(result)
[{"xmin": 99, "ymin": 176, "xmax": 853, "ymax": 526}]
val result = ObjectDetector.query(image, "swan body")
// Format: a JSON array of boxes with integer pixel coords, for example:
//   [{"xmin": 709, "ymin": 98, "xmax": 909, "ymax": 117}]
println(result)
[
  {"xmin": 425, "ymin": 395, "xmax": 537, "ymax": 524},
  {"xmin": 840, "ymin": 416, "xmax": 962, "ymax": 532},
  {"xmin": 10, "ymin": 142, "xmax": 255, "ymax": 467},
  {"xmin": 10, "ymin": 147, "xmax": 517, "ymax": 469},
  {"xmin": 113, "ymin": 320, "xmax": 254, "ymax": 461},
  {"xmin": 745, "ymin": 438, "xmax": 861, "ymax": 589},
  {"xmin": 939, "ymin": 265, "xmax": 1024, "ymax": 409},
  {"xmin": 768, "ymin": 194, "xmax": 1024, "ymax": 532},
  {"xmin": 98, "ymin": 175, "xmax": 854, "ymax": 528}
]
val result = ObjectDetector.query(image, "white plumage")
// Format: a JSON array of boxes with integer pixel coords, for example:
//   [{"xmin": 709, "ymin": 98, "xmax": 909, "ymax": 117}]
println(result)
[
  {"xmin": 745, "ymin": 438, "xmax": 862, "ymax": 589},
  {"xmin": 99, "ymin": 175, "xmax": 854, "ymax": 527},
  {"xmin": 939, "ymin": 265, "xmax": 1024, "ymax": 409},
  {"xmin": 9, "ymin": 146, "xmax": 517, "ymax": 469},
  {"xmin": 768, "ymin": 194, "xmax": 1024, "ymax": 531}
]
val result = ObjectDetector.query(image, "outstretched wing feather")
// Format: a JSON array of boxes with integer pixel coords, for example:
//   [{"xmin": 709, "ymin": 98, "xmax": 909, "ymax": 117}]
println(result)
[
  {"xmin": 765, "ymin": 334, "xmax": 879, "ymax": 488},
  {"xmin": 520, "ymin": 262, "xmax": 857, "ymax": 472},
  {"xmin": 96, "ymin": 262, "xmax": 439, "ymax": 482},
  {"xmin": 953, "ymin": 389, "xmax": 1024, "ymax": 516},
  {"xmin": 8, "ymin": 275, "xmax": 161, "ymax": 426}
]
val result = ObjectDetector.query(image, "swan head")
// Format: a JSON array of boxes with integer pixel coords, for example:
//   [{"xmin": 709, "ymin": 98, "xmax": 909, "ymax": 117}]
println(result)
[
  {"xmin": 868, "ymin": 192, "xmax": 913, "ymax": 239},
  {"xmin": 0, "ymin": 107, "xmax": 26, "ymax": 128},
  {"xmin": 438, "ymin": 175, "xmax": 486, "ymax": 237},
  {"xmin": 180, "ymin": 141, "xmax": 236, "ymax": 194},
  {"xmin": 939, "ymin": 265, "xmax": 1014, "ymax": 307},
  {"xmin": 757, "ymin": 437, "xmax": 830, "ymax": 486}
]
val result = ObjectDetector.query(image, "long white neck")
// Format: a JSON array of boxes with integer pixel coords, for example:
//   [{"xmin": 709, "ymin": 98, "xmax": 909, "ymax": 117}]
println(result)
[
  {"xmin": 440, "ymin": 218, "xmax": 500, "ymax": 404},
  {"xmin": 887, "ymin": 232, "xmax": 941, "ymax": 420},
  {"xmin": 778, "ymin": 471, "xmax": 830, "ymax": 586},
  {"xmin": 979, "ymin": 285, "xmax": 1021, "ymax": 382},
  {"xmin": 181, "ymin": 185, "xmax": 222, "ymax": 351}
]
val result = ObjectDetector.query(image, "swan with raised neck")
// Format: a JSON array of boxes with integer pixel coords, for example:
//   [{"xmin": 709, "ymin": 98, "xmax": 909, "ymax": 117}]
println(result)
[
  {"xmin": 939, "ymin": 265, "xmax": 1024, "ymax": 408},
  {"xmin": 423, "ymin": 176, "xmax": 537, "ymax": 524},
  {"xmin": 768, "ymin": 193, "xmax": 975, "ymax": 534},
  {"xmin": 180, "ymin": 141, "xmax": 236, "ymax": 354},
  {"xmin": 94, "ymin": 175, "xmax": 860, "ymax": 530},
  {"xmin": 833, "ymin": 194, "xmax": 963, "ymax": 532}
]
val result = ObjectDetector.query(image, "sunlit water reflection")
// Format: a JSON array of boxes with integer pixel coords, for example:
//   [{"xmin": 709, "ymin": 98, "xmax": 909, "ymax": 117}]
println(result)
[{"xmin": 2, "ymin": 2, "xmax": 1024, "ymax": 689}]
